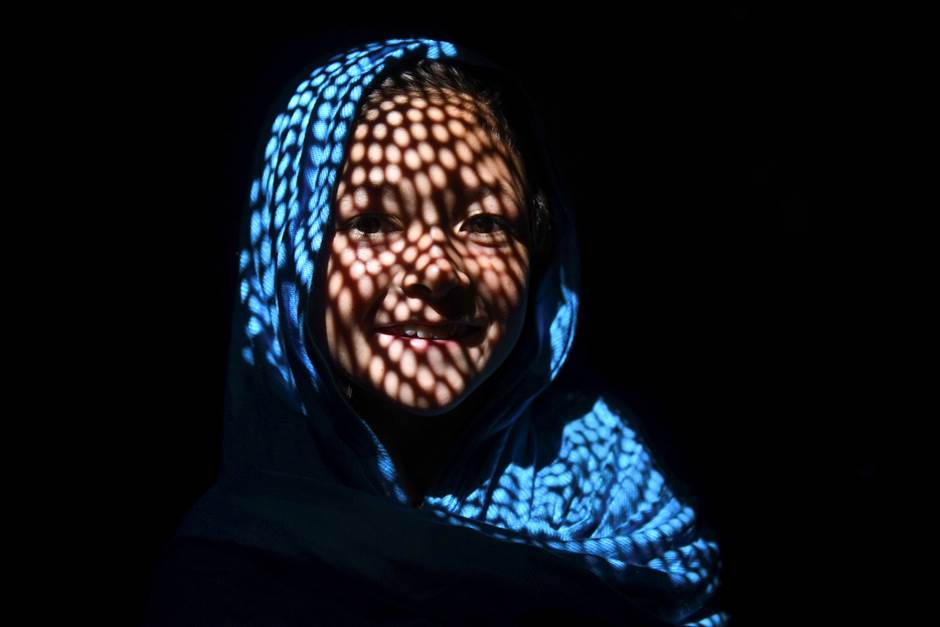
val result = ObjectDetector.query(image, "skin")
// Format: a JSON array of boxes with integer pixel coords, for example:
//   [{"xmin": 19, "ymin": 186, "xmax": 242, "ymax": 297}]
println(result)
[{"xmin": 307, "ymin": 87, "xmax": 532, "ymax": 506}]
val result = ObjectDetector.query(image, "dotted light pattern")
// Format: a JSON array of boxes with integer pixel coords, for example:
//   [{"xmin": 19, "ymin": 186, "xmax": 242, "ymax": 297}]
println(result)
[
  {"xmin": 422, "ymin": 394, "xmax": 728, "ymax": 626},
  {"xmin": 230, "ymin": 37, "xmax": 727, "ymax": 626}
]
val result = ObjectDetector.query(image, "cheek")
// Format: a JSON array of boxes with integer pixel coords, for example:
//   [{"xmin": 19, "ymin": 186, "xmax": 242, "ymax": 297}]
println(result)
[{"xmin": 469, "ymin": 246, "xmax": 530, "ymax": 318}]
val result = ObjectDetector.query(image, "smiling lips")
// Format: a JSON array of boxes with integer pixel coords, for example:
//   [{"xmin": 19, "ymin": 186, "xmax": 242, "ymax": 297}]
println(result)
[{"xmin": 375, "ymin": 322, "xmax": 483, "ymax": 341}]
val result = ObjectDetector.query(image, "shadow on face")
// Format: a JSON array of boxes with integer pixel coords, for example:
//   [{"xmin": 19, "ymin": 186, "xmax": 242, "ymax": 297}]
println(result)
[{"xmin": 309, "ymin": 87, "xmax": 532, "ymax": 417}]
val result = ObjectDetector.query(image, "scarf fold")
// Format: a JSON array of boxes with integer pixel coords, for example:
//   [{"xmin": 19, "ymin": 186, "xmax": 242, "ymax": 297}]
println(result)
[{"xmin": 173, "ymin": 36, "xmax": 728, "ymax": 626}]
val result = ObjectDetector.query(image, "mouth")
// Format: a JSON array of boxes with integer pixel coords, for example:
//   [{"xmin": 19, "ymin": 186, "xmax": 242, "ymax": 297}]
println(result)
[{"xmin": 374, "ymin": 322, "xmax": 486, "ymax": 344}]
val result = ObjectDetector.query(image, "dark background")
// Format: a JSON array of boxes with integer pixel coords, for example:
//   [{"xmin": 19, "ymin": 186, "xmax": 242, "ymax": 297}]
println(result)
[{"xmin": 80, "ymin": 9, "xmax": 880, "ymax": 625}]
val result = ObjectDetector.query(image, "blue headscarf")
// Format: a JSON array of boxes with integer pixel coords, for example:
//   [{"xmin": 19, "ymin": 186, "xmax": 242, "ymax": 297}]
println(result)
[{"xmin": 173, "ymin": 37, "xmax": 729, "ymax": 626}]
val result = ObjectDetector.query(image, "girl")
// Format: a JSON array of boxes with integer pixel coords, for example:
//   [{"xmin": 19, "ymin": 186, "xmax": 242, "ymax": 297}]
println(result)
[{"xmin": 143, "ymin": 37, "xmax": 728, "ymax": 626}]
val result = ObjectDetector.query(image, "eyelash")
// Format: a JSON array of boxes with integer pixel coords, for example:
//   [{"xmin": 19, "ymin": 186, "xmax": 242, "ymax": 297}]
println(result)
[{"xmin": 344, "ymin": 213, "xmax": 513, "ymax": 242}]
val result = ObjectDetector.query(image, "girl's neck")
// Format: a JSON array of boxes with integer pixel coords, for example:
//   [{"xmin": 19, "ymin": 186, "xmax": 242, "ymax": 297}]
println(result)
[{"xmin": 343, "ymin": 375, "xmax": 480, "ymax": 506}]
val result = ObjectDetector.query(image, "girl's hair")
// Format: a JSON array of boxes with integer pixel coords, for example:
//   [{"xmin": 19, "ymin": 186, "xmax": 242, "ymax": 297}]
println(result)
[{"xmin": 358, "ymin": 58, "xmax": 554, "ymax": 269}]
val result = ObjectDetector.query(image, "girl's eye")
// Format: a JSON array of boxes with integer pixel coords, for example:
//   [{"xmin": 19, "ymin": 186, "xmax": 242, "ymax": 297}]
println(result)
[
  {"xmin": 463, "ymin": 214, "xmax": 511, "ymax": 240},
  {"xmin": 346, "ymin": 214, "xmax": 398, "ymax": 241},
  {"xmin": 344, "ymin": 213, "xmax": 513, "ymax": 244}
]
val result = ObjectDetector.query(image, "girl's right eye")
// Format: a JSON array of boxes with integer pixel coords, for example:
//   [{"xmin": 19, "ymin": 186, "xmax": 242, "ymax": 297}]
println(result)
[{"xmin": 345, "ymin": 214, "xmax": 397, "ymax": 241}]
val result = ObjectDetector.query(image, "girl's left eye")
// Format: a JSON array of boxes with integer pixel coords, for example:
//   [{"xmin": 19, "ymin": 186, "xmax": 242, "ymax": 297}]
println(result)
[
  {"xmin": 464, "ymin": 214, "xmax": 506, "ymax": 234},
  {"xmin": 462, "ymin": 214, "xmax": 514, "ymax": 243}
]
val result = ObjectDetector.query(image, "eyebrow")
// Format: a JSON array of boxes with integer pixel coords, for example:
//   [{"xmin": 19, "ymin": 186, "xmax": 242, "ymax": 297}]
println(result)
[
  {"xmin": 467, "ymin": 184, "xmax": 523, "ymax": 207},
  {"xmin": 376, "ymin": 182, "xmax": 522, "ymax": 208}
]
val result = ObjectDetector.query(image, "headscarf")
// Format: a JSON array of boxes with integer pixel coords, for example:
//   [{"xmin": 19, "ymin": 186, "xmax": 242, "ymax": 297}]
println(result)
[{"xmin": 170, "ymin": 37, "xmax": 729, "ymax": 626}]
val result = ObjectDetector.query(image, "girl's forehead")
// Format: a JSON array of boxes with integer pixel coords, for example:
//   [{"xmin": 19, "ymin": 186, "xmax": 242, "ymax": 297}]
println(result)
[{"xmin": 338, "ymin": 90, "xmax": 526, "ymax": 210}]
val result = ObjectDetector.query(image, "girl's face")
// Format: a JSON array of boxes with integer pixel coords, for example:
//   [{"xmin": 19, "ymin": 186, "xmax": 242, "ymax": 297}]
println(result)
[{"xmin": 314, "ymin": 88, "xmax": 531, "ymax": 415}]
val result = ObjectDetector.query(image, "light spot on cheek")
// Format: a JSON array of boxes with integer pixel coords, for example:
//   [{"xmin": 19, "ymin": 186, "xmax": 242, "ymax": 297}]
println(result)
[
  {"xmin": 337, "ymin": 286, "xmax": 354, "ymax": 318},
  {"xmin": 328, "ymin": 269, "xmax": 344, "ymax": 299},
  {"xmin": 426, "ymin": 345, "xmax": 448, "ymax": 376},
  {"xmin": 444, "ymin": 342, "xmax": 472, "ymax": 372},
  {"xmin": 394, "ymin": 301, "xmax": 410, "ymax": 322},
  {"xmin": 445, "ymin": 369, "xmax": 464, "ymax": 391},
  {"xmin": 350, "ymin": 260, "xmax": 366, "ymax": 280},
  {"xmin": 388, "ymin": 337, "xmax": 405, "ymax": 362},
  {"xmin": 340, "ymin": 246, "xmax": 357, "ymax": 266},
  {"xmin": 386, "ymin": 110, "xmax": 404, "ymax": 126},
  {"xmin": 385, "ymin": 164, "xmax": 402, "ymax": 184},
  {"xmin": 383, "ymin": 370, "xmax": 399, "ymax": 397},
  {"xmin": 368, "ymin": 143, "xmax": 383, "ymax": 163},
  {"xmin": 401, "ymin": 246, "xmax": 418, "ymax": 264},
  {"xmin": 356, "ymin": 275, "xmax": 375, "ymax": 299},
  {"xmin": 434, "ymin": 382, "xmax": 454, "ymax": 406},
  {"xmin": 354, "ymin": 124, "xmax": 369, "ymax": 140},
  {"xmin": 372, "ymin": 123, "xmax": 387, "ymax": 140},
  {"xmin": 368, "ymin": 356, "xmax": 386, "ymax": 388},
  {"xmin": 351, "ymin": 167, "xmax": 366, "ymax": 186},
  {"xmin": 353, "ymin": 332, "xmax": 370, "ymax": 370},
  {"xmin": 350, "ymin": 142, "xmax": 365, "ymax": 161},
  {"xmin": 406, "ymin": 108, "xmax": 423, "ymax": 122},
  {"xmin": 379, "ymin": 250, "xmax": 397, "ymax": 266},
  {"xmin": 416, "ymin": 366, "xmax": 435, "ymax": 392},
  {"xmin": 389, "ymin": 239, "xmax": 407, "ymax": 255},
  {"xmin": 399, "ymin": 382, "xmax": 415, "ymax": 406},
  {"xmin": 369, "ymin": 166, "xmax": 384, "ymax": 185}
]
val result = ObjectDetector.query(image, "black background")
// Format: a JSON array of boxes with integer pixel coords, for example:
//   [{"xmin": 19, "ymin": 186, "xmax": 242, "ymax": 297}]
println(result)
[{"xmin": 75, "ymin": 9, "xmax": 881, "ymax": 625}]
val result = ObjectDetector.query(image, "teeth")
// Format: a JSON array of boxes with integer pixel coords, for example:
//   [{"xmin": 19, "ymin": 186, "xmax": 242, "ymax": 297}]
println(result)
[{"xmin": 396, "ymin": 324, "xmax": 458, "ymax": 339}]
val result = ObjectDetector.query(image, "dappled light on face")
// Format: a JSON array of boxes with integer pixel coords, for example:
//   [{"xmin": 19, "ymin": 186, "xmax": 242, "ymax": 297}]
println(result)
[{"xmin": 321, "ymin": 88, "xmax": 531, "ymax": 414}]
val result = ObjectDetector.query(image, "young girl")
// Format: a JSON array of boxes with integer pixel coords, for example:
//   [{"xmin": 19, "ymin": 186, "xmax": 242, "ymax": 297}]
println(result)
[{"xmin": 144, "ymin": 37, "xmax": 728, "ymax": 626}]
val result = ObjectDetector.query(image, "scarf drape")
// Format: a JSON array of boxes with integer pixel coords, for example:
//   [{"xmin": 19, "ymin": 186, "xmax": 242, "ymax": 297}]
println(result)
[{"xmin": 168, "ymin": 36, "xmax": 728, "ymax": 626}]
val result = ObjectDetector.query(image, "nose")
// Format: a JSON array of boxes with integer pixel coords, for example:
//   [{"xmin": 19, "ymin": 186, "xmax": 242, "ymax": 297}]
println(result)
[{"xmin": 401, "ymin": 240, "xmax": 472, "ymax": 301}]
